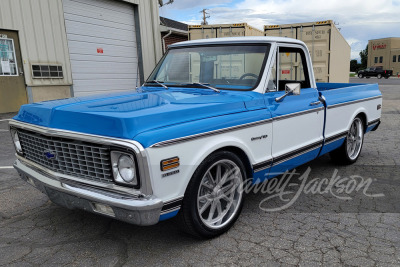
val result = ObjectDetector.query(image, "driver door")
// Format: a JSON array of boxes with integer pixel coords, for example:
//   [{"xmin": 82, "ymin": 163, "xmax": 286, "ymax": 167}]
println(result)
[{"xmin": 265, "ymin": 45, "xmax": 324, "ymax": 178}]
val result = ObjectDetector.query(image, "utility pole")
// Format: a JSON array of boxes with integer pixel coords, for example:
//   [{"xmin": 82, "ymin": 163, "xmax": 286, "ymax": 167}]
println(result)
[{"xmin": 200, "ymin": 9, "xmax": 210, "ymax": 25}]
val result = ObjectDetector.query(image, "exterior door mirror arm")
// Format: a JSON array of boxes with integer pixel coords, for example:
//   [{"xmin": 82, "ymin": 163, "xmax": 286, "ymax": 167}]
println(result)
[{"xmin": 275, "ymin": 83, "xmax": 301, "ymax": 102}]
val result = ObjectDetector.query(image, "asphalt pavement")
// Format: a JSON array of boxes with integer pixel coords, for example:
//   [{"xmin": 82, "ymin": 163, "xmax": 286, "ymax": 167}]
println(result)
[{"xmin": 0, "ymin": 79, "xmax": 399, "ymax": 266}]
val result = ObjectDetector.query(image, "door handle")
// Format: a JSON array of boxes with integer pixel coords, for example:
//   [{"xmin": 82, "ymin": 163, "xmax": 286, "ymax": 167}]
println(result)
[{"xmin": 310, "ymin": 101, "xmax": 321, "ymax": 106}]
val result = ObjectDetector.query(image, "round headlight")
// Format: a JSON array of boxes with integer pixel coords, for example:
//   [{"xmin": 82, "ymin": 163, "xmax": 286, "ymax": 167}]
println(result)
[
  {"xmin": 12, "ymin": 131, "xmax": 22, "ymax": 153},
  {"xmin": 118, "ymin": 155, "xmax": 135, "ymax": 183}
]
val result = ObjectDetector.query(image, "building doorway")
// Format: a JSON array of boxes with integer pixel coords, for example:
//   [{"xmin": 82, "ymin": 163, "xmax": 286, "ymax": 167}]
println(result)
[{"xmin": 0, "ymin": 29, "xmax": 27, "ymax": 113}]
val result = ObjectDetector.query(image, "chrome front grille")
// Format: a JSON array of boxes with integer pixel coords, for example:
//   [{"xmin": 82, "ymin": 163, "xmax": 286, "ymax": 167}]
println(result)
[{"xmin": 17, "ymin": 129, "xmax": 113, "ymax": 184}]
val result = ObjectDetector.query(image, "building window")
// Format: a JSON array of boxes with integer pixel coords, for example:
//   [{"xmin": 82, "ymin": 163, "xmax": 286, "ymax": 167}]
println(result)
[
  {"xmin": 398, "ymin": 55, "xmax": 400, "ymax": 62},
  {"xmin": 0, "ymin": 37, "xmax": 18, "ymax": 76},
  {"xmin": 393, "ymin": 56, "xmax": 397, "ymax": 63},
  {"xmin": 32, "ymin": 64, "xmax": 63, "ymax": 78},
  {"xmin": 374, "ymin": 57, "xmax": 378, "ymax": 63},
  {"xmin": 379, "ymin": 56, "xmax": 383, "ymax": 63}
]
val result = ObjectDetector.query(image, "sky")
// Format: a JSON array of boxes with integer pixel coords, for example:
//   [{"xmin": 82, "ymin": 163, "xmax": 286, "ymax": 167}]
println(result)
[{"xmin": 159, "ymin": 0, "xmax": 400, "ymax": 61}]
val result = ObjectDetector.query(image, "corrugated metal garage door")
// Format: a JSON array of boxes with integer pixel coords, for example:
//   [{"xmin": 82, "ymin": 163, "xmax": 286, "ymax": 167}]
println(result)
[{"xmin": 63, "ymin": 0, "xmax": 139, "ymax": 96}]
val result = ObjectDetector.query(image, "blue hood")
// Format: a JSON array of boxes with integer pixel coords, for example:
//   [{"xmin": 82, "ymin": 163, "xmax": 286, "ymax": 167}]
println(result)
[{"xmin": 14, "ymin": 87, "xmax": 265, "ymax": 140}]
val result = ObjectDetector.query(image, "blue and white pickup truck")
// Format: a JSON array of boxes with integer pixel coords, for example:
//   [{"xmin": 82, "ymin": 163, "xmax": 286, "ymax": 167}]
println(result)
[{"xmin": 10, "ymin": 37, "xmax": 382, "ymax": 238}]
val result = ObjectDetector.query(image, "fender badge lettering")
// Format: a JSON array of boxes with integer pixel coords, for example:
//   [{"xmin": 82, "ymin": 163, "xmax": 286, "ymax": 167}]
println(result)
[
  {"xmin": 162, "ymin": 170, "xmax": 180, "ymax": 178},
  {"xmin": 251, "ymin": 135, "xmax": 268, "ymax": 141}
]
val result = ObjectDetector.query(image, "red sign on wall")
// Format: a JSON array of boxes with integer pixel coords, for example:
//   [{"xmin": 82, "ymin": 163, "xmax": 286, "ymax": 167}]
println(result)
[
  {"xmin": 372, "ymin": 44, "xmax": 386, "ymax": 50},
  {"xmin": 282, "ymin": 70, "xmax": 290, "ymax": 74},
  {"xmin": 97, "ymin": 48, "xmax": 104, "ymax": 54}
]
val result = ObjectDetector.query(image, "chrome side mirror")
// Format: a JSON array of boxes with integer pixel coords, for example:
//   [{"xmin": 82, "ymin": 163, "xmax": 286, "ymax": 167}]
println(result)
[{"xmin": 275, "ymin": 83, "xmax": 301, "ymax": 102}]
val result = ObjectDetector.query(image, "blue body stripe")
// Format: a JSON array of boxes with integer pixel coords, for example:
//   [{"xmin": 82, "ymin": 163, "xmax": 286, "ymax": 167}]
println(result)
[
  {"xmin": 318, "ymin": 138, "xmax": 346, "ymax": 156},
  {"xmin": 159, "ymin": 209, "xmax": 180, "ymax": 221},
  {"xmin": 252, "ymin": 146, "xmax": 322, "ymax": 183},
  {"xmin": 365, "ymin": 124, "xmax": 376, "ymax": 133}
]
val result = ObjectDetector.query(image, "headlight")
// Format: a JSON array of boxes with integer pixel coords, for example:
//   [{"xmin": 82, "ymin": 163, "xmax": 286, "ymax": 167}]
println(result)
[
  {"xmin": 10, "ymin": 129, "xmax": 23, "ymax": 154},
  {"xmin": 111, "ymin": 151, "xmax": 138, "ymax": 186}
]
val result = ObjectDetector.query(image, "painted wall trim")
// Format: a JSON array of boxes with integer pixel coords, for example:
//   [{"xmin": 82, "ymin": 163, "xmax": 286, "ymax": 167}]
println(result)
[
  {"xmin": 26, "ymin": 86, "xmax": 33, "ymax": 103},
  {"xmin": 70, "ymin": 85, "xmax": 74, "ymax": 97}
]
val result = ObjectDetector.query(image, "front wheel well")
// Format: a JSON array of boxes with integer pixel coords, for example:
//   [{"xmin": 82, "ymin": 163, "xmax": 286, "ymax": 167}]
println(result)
[{"xmin": 214, "ymin": 146, "xmax": 253, "ymax": 179}]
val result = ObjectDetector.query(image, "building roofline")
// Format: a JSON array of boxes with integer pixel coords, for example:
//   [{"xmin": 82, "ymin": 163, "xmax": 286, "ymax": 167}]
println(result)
[
  {"xmin": 160, "ymin": 25, "xmax": 187, "ymax": 36},
  {"xmin": 368, "ymin": 37, "xmax": 400, "ymax": 42}
]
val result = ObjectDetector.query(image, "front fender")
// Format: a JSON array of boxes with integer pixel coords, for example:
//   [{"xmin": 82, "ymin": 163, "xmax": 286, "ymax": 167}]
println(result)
[{"xmin": 139, "ymin": 110, "xmax": 273, "ymax": 202}]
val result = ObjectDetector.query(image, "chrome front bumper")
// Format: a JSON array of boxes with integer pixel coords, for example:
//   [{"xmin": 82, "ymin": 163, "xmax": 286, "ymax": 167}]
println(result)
[{"xmin": 14, "ymin": 158, "xmax": 164, "ymax": 226}]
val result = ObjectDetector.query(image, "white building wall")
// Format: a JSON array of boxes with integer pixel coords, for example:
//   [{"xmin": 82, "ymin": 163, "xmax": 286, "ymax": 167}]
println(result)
[
  {"xmin": 0, "ymin": 0, "xmax": 162, "ymax": 100},
  {"xmin": 0, "ymin": 0, "xmax": 73, "ymax": 87},
  {"xmin": 123, "ymin": 0, "xmax": 163, "ymax": 80}
]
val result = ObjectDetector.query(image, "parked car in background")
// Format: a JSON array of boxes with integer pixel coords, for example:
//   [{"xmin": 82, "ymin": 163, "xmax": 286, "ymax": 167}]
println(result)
[
  {"xmin": 358, "ymin": 66, "xmax": 393, "ymax": 79},
  {"xmin": 10, "ymin": 37, "xmax": 382, "ymax": 238}
]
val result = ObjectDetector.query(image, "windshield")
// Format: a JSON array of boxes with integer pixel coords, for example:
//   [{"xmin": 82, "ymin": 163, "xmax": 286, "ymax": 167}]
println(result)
[{"xmin": 146, "ymin": 44, "xmax": 270, "ymax": 91}]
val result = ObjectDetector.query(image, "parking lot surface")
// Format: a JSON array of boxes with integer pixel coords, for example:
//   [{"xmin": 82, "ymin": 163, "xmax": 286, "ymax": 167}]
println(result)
[{"xmin": 1, "ymin": 79, "xmax": 399, "ymax": 266}]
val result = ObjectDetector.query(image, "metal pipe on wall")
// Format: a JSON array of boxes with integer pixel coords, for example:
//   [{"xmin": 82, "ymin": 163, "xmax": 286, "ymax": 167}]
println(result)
[{"xmin": 162, "ymin": 30, "xmax": 172, "ymax": 54}]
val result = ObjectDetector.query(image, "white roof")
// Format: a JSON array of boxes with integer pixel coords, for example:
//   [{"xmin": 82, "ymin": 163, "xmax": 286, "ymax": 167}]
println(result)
[{"xmin": 170, "ymin": 36, "xmax": 306, "ymax": 48}]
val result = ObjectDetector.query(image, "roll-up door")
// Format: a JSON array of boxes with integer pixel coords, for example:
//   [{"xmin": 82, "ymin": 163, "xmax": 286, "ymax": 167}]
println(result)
[{"xmin": 63, "ymin": 0, "xmax": 140, "ymax": 96}]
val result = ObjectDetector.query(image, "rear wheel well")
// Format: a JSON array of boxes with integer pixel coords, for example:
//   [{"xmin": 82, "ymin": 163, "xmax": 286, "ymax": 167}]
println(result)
[
  {"xmin": 214, "ymin": 146, "xmax": 253, "ymax": 179},
  {"xmin": 356, "ymin": 112, "xmax": 367, "ymax": 133}
]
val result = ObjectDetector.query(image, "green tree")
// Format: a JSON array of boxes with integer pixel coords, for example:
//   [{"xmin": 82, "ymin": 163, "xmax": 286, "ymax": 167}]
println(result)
[
  {"xmin": 359, "ymin": 45, "xmax": 368, "ymax": 69},
  {"xmin": 350, "ymin": 59, "xmax": 360, "ymax": 72}
]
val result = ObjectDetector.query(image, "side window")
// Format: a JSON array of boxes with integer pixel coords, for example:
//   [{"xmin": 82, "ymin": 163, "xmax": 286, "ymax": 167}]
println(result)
[
  {"xmin": 277, "ymin": 46, "xmax": 311, "ymax": 91},
  {"xmin": 374, "ymin": 57, "xmax": 378, "ymax": 64},
  {"xmin": 379, "ymin": 56, "xmax": 383, "ymax": 63}
]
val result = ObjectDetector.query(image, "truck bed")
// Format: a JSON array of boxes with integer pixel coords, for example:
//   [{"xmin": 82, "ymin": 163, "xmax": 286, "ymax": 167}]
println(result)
[
  {"xmin": 316, "ymin": 82, "xmax": 370, "ymax": 91},
  {"xmin": 317, "ymin": 82, "xmax": 381, "ymax": 107}
]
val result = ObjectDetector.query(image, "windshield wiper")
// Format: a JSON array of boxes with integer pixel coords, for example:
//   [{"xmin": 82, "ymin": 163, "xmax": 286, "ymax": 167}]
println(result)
[
  {"xmin": 190, "ymin": 82, "xmax": 220, "ymax": 93},
  {"xmin": 145, "ymin": 80, "xmax": 168, "ymax": 90}
]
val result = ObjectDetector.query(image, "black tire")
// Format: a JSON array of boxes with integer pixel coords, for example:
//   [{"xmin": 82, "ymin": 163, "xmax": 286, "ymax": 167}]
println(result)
[
  {"xmin": 179, "ymin": 150, "xmax": 246, "ymax": 238},
  {"xmin": 377, "ymin": 74, "xmax": 382, "ymax": 79},
  {"xmin": 330, "ymin": 117, "xmax": 364, "ymax": 165},
  {"xmin": 358, "ymin": 73, "xmax": 363, "ymax": 78}
]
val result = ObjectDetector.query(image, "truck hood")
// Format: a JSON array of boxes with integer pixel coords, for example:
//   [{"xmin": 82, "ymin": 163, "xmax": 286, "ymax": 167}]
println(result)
[{"xmin": 14, "ymin": 87, "xmax": 264, "ymax": 140}]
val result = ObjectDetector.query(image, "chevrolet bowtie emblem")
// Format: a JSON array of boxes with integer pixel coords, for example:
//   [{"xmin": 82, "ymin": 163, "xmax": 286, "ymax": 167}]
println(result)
[{"xmin": 44, "ymin": 150, "xmax": 57, "ymax": 160}]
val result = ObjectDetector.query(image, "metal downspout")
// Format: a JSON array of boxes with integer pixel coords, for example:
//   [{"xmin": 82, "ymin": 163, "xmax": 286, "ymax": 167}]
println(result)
[{"xmin": 162, "ymin": 30, "xmax": 172, "ymax": 54}]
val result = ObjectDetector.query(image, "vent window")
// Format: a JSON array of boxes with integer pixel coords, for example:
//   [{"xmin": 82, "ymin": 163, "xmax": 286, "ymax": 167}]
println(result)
[{"xmin": 32, "ymin": 64, "xmax": 63, "ymax": 78}]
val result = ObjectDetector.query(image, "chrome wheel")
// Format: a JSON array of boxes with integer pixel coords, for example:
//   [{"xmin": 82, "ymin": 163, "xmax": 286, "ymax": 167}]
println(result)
[
  {"xmin": 197, "ymin": 159, "xmax": 243, "ymax": 229},
  {"xmin": 346, "ymin": 118, "xmax": 363, "ymax": 160}
]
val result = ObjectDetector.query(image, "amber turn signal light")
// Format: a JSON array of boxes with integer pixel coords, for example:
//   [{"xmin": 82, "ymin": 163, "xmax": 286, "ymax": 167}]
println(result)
[{"xmin": 160, "ymin": 157, "xmax": 180, "ymax": 171}]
